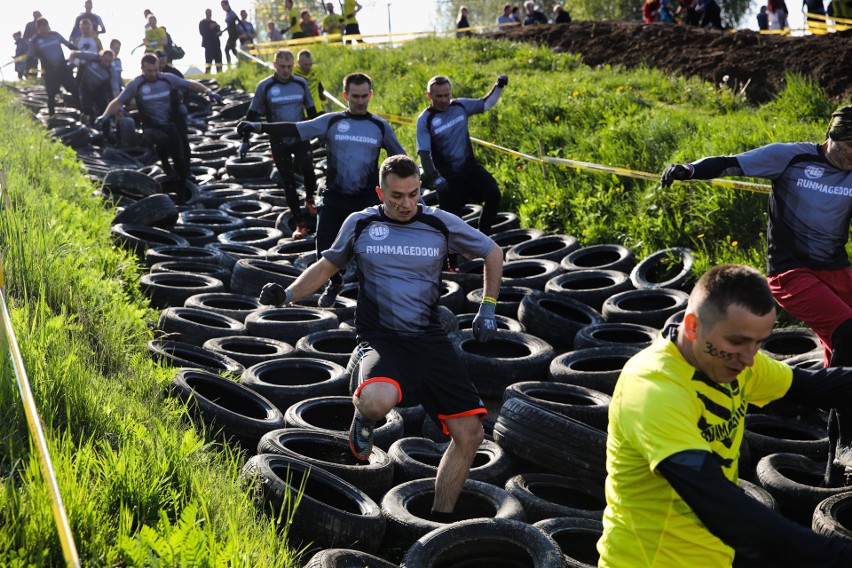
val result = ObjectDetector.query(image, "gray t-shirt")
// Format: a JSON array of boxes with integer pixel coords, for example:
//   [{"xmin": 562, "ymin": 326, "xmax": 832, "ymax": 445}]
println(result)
[
  {"xmin": 296, "ymin": 111, "xmax": 406, "ymax": 196},
  {"xmin": 249, "ymin": 74, "xmax": 314, "ymax": 124},
  {"xmin": 736, "ymin": 142, "xmax": 852, "ymax": 274},
  {"xmin": 28, "ymin": 32, "xmax": 75, "ymax": 71},
  {"xmin": 119, "ymin": 73, "xmax": 194, "ymax": 125},
  {"xmin": 323, "ymin": 204, "xmax": 494, "ymax": 338},
  {"xmin": 416, "ymin": 98, "xmax": 484, "ymax": 173}
]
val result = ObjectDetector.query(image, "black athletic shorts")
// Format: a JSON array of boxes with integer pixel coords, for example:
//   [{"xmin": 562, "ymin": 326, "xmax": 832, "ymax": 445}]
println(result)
[{"xmin": 350, "ymin": 335, "xmax": 487, "ymax": 434}]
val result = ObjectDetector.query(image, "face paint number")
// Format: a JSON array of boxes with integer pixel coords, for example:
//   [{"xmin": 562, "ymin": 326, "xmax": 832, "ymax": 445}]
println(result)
[{"xmin": 705, "ymin": 341, "xmax": 734, "ymax": 361}]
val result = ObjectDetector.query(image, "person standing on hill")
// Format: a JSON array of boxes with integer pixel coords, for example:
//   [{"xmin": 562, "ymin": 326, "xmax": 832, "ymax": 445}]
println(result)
[
  {"xmin": 293, "ymin": 49, "xmax": 327, "ymax": 114},
  {"xmin": 199, "ymin": 9, "xmax": 223, "ymax": 74},
  {"xmin": 70, "ymin": 1, "xmax": 106, "ymax": 43},
  {"xmin": 553, "ymin": 4, "xmax": 572, "ymax": 23},
  {"xmin": 144, "ymin": 15, "xmax": 168, "ymax": 53},
  {"xmin": 256, "ymin": 154, "xmax": 504, "ymax": 522},
  {"xmin": 322, "ymin": 3, "xmax": 345, "ymax": 36},
  {"xmin": 13, "ymin": 32, "xmax": 29, "ymax": 80},
  {"xmin": 416, "ymin": 74, "xmax": 508, "ymax": 242},
  {"xmin": 284, "ymin": 0, "xmax": 303, "ymax": 38},
  {"xmin": 342, "ymin": 0, "xmax": 363, "ymax": 40},
  {"xmin": 598, "ymin": 263, "xmax": 852, "ymax": 567},
  {"xmin": 661, "ymin": 105, "xmax": 852, "ymax": 462},
  {"xmin": 220, "ymin": 0, "xmax": 244, "ymax": 65},
  {"xmin": 497, "ymin": 4, "xmax": 516, "ymax": 26},
  {"xmin": 239, "ymin": 10, "xmax": 257, "ymax": 48},
  {"xmin": 522, "ymin": 1, "xmax": 549, "ymax": 24},
  {"xmin": 237, "ymin": 72, "xmax": 407, "ymax": 308},
  {"xmin": 28, "ymin": 17, "xmax": 80, "ymax": 115},
  {"xmin": 243, "ymin": 49, "xmax": 318, "ymax": 240},
  {"xmin": 456, "ymin": 6, "xmax": 471, "ymax": 37}
]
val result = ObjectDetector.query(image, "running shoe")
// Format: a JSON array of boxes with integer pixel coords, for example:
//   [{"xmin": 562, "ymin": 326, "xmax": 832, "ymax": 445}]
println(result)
[{"xmin": 348, "ymin": 411, "xmax": 375, "ymax": 461}]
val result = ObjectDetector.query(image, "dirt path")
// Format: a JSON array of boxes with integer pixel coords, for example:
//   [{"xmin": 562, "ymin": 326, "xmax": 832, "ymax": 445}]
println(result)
[{"xmin": 492, "ymin": 21, "xmax": 852, "ymax": 104}]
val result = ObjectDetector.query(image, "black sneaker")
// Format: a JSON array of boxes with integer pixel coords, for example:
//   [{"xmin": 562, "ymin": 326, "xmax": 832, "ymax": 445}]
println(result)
[
  {"xmin": 348, "ymin": 411, "xmax": 375, "ymax": 461},
  {"xmin": 318, "ymin": 279, "xmax": 342, "ymax": 308}
]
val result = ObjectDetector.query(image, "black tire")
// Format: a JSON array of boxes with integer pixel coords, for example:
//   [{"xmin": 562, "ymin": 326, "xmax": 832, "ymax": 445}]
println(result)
[
  {"xmin": 744, "ymin": 414, "xmax": 829, "ymax": 463},
  {"xmin": 292, "ymin": 294, "xmax": 358, "ymax": 324},
  {"xmin": 241, "ymin": 453, "xmax": 385, "ymax": 553},
  {"xmin": 491, "ymin": 228, "xmax": 546, "ymax": 252},
  {"xmin": 230, "ymin": 259, "xmax": 302, "ymax": 297},
  {"xmin": 572, "ymin": 322, "xmax": 658, "ymax": 351},
  {"xmin": 601, "ymin": 288, "xmax": 689, "ymax": 329},
  {"xmin": 150, "ymin": 261, "xmax": 232, "ymax": 288},
  {"xmin": 145, "ymin": 244, "xmax": 225, "ymax": 268},
  {"xmin": 141, "ymin": 272, "xmax": 225, "ymax": 309},
  {"xmin": 191, "ymin": 140, "xmax": 238, "ymax": 160},
  {"xmin": 506, "ymin": 473, "xmax": 606, "ymax": 523},
  {"xmin": 438, "ymin": 280, "xmax": 466, "ymax": 314},
  {"xmin": 544, "ymin": 269, "xmax": 633, "ymax": 312},
  {"xmin": 304, "ymin": 549, "xmax": 398, "ymax": 568},
  {"xmin": 388, "ymin": 437, "xmax": 512, "ymax": 486},
  {"xmin": 225, "ymin": 154, "xmax": 274, "ymax": 179},
  {"xmin": 110, "ymin": 223, "xmax": 189, "ymax": 256},
  {"xmin": 197, "ymin": 187, "xmax": 257, "ymax": 209},
  {"xmin": 548, "ymin": 346, "xmax": 643, "ymax": 396},
  {"xmin": 456, "ymin": 313, "xmax": 525, "ymax": 333},
  {"xmin": 505, "ymin": 234, "xmax": 580, "ymax": 263},
  {"xmin": 760, "ymin": 327, "xmax": 822, "ymax": 361},
  {"xmin": 218, "ymin": 226, "xmax": 284, "ymax": 250},
  {"xmin": 168, "ymin": 368, "xmax": 285, "ymax": 447},
  {"xmin": 240, "ymin": 358, "xmax": 348, "ymax": 411},
  {"xmin": 283, "ymin": 396, "xmax": 404, "ymax": 452},
  {"xmin": 147, "ymin": 339, "xmax": 244, "ymax": 376},
  {"xmin": 112, "ymin": 193, "xmax": 178, "ymax": 227},
  {"xmin": 400, "ymin": 518, "xmax": 564, "ymax": 568},
  {"xmin": 517, "ymin": 293, "xmax": 603, "ymax": 350},
  {"xmin": 204, "ymin": 335, "xmax": 294, "ymax": 368},
  {"xmin": 451, "ymin": 330, "xmax": 555, "ymax": 398},
  {"xmin": 184, "ymin": 292, "xmax": 262, "ymax": 322},
  {"xmin": 501, "ymin": 259, "xmax": 564, "ymax": 290},
  {"xmin": 629, "ymin": 247, "xmax": 694, "ymax": 291},
  {"xmin": 812, "ymin": 491, "xmax": 852, "ymax": 540},
  {"xmin": 784, "ymin": 352, "xmax": 825, "ymax": 370},
  {"xmin": 179, "ymin": 212, "xmax": 246, "ymax": 235},
  {"xmin": 533, "ymin": 516, "xmax": 602, "ymax": 568},
  {"xmin": 295, "ymin": 328, "xmax": 358, "ymax": 366},
  {"xmin": 382, "ymin": 478, "xmax": 527, "ymax": 552},
  {"xmin": 257, "ymin": 428, "xmax": 394, "ymax": 502},
  {"xmin": 466, "ymin": 285, "xmax": 538, "ymax": 319},
  {"xmin": 245, "ymin": 306, "xmax": 339, "ymax": 345},
  {"xmin": 102, "ymin": 168, "xmax": 161, "ymax": 197},
  {"xmin": 503, "ymin": 381, "xmax": 611, "ymax": 430},
  {"xmin": 490, "ymin": 211, "xmax": 521, "ymax": 233},
  {"xmin": 756, "ymin": 453, "xmax": 848, "ymax": 525},
  {"xmin": 739, "ymin": 478, "xmax": 778, "ymax": 511},
  {"xmin": 561, "ymin": 243, "xmax": 636, "ymax": 273},
  {"xmin": 157, "ymin": 307, "xmax": 246, "ymax": 346},
  {"xmin": 204, "ymin": 242, "xmax": 267, "ymax": 272},
  {"xmin": 166, "ymin": 224, "xmax": 218, "ymax": 247},
  {"xmin": 218, "ymin": 199, "xmax": 274, "ymax": 220},
  {"xmin": 493, "ymin": 396, "xmax": 608, "ymax": 484}
]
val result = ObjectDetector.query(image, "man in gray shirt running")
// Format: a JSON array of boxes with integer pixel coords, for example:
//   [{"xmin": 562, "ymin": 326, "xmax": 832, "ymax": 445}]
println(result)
[
  {"xmin": 238, "ymin": 72, "xmax": 406, "ymax": 307},
  {"xmin": 258, "ymin": 154, "xmax": 503, "ymax": 520}
]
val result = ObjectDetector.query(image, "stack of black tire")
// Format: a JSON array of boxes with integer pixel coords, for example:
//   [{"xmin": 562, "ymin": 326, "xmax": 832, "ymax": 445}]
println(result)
[{"xmin": 19, "ymin": 82, "xmax": 852, "ymax": 566}]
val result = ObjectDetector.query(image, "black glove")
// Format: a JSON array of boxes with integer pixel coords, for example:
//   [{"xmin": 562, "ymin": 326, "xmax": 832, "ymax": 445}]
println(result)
[
  {"xmin": 207, "ymin": 91, "xmax": 224, "ymax": 104},
  {"xmin": 433, "ymin": 176, "xmax": 449, "ymax": 193},
  {"xmin": 239, "ymin": 140, "xmax": 250, "ymax": 160},
  {"xmin": 259, "ymin": 282, "xmax": 291, "ymax": 306},
  {"xmin": 472, "ymin": 301, "xmax": 497, "ymax": 343},
  {"xmin": 661, "ymin": 163, "xmax": 694, "ymax": 188},
  {"xmin": 94, "ymin": 115, "xmax": 109, "ymax": 129},
  {"xmin": 496, "ymin": 75, "xmax": 509, "ymax": 88},
  {"xmin": 237, "ymin": 121, "xmax": 261, "ymax": 136}
]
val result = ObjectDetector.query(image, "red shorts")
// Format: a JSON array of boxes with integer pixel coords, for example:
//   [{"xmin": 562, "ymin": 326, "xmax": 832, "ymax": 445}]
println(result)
[{"xmin": 767, "ymin": 267, "xmax": 852, "ymax": 364}]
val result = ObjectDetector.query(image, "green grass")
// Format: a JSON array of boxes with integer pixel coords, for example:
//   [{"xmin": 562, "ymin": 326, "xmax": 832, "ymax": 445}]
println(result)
[
  {"xmin": 0, "ymin": 89, "xmax": 302, "ymax": 567},
  {"xmin": 0, "ymin": 34, "xmax": 847, "ymax": 564}
]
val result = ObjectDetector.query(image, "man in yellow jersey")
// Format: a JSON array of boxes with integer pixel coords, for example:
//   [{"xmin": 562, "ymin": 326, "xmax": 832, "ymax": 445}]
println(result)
[
  {"xmin": 342, "ymin": 0, "xmax": 362, "ymax": 40},
  {"xmin": 599, "ymin": 264, "xmax": 852, "ymax": 567},
  {"xmin": 284, "ymin": 0, "xmax": 303, "ymax": 38},
  {"xmin": 293, "ymin": 49, "xmax": 327, "ymax": 114},
  {"xmin": 322, "ymin": 2, "xmax": 344, "ymax": 36}
]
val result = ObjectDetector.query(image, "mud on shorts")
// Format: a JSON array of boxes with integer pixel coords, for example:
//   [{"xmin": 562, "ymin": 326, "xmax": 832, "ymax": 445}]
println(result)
[
  {"xmin": 349, "ymin": 335, "xmax": 487, "ymax": 435},
  {"xmin": 767, "ymin": 266, "xmax": 852, "ymax": 363}
]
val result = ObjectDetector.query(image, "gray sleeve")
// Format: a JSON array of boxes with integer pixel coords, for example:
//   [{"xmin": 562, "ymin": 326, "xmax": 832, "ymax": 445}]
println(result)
[
  {"xmin": 118, "ymin": 78, "xmax": 139, "ymax": 104},
  {"xmin": 248, "ymin": 81, "xmax": 266, "ymax": 117},
  {"xmin": 295, "ymin": 113, "xmax": 335, "ymax": 140},
  {"xmin": 321, "ymin": 210, "xmax": 365, "ymax": 268},
  {"xmin": 735, "ymin": 142, "xmax": 818, "ymax": 179},
  {"xmin": 415, "ymin": 111, "xmax": 432, "ymax": 153},
  {"xmin": 459, "ymin": 97, "xmax": 485, "ymax": 116},
  {"xmin": 438, "ymin": 210, "xmax": 495, "ymax": 259},
  {"xmin": 382, "ymin": 122, "xmax": 406, "ymax": 156}
]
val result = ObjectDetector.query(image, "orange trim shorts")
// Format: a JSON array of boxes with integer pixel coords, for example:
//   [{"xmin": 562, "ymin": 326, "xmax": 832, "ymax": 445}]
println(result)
[{"xmin": 350, "ymin": 335, "xmax": 487, "ymax": 435}]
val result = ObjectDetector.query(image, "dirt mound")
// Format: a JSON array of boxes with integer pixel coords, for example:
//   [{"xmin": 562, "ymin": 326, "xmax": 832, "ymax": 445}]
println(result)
[{"xmin": 492, "ymin": 21, "xmax": 852, "ymax": 104}]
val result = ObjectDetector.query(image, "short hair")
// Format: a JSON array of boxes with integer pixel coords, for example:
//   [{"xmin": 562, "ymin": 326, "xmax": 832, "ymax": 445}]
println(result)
[
  {"xmin": 343, "ymin": 72, "xmax": 372, "ymax": 92},
  {"xmin": 79, "ymin": 16, "xmax": 92, "ymax": 26},
  {"xmin": 380, "ymin": 155, "xmax": 420, "ymax": 188},
  {"xmin": 110, "ymin": 38, "xmax": 121, "ymax": 48},
  {"xmin": 101, "ymin": 49, "xmax": 114, "ymax": 58},
  {"xmin": 37, "ymin": 17, "xmax": 50, "ymax": 28},
  {"xmin": 154, "ymin": 49, "xmax": 168, "ymax": 59},
  {"xmin": 275, "ymin": 48, "xmax": 294, "ymax": 61},
  {"xmin": 687, "ymin": 264, "xmax": 775, "ymax": 330},
  {"xmin": 427, "ymin": 75, "xmax": 451, "ymax": 93},
  {"xmin": 141, "ymin": 53, "xmax": 158, "ymax": 66},
  {"xmin": 297, "ymin": 49, "xmax": 313, "ymax": 60},
  {"xmin": 827, "ymin": 106, "xmax": 852, "ymax": 142}
]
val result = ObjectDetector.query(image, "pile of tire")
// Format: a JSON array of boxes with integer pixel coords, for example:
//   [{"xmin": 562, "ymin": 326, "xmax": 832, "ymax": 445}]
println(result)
[{"xmin": 22, "ymin": 84, "xmax": 850, "ymax": 565}]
